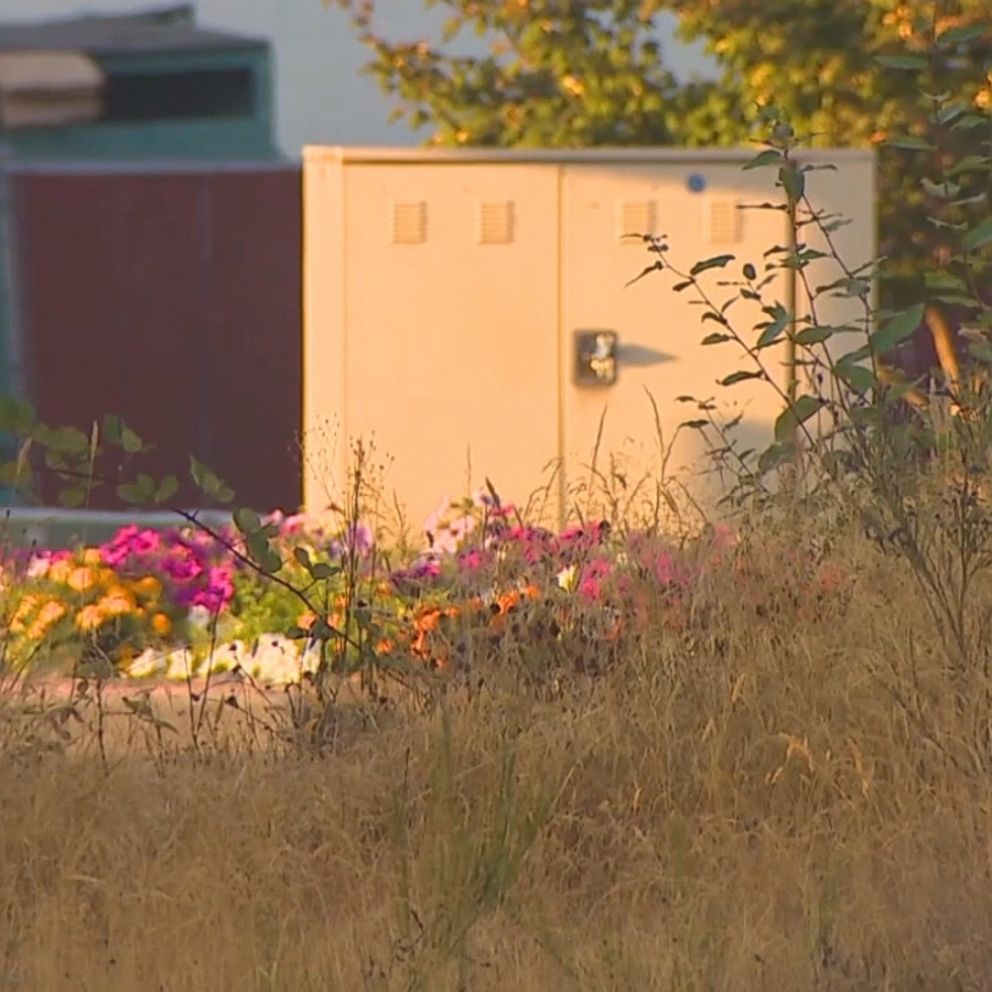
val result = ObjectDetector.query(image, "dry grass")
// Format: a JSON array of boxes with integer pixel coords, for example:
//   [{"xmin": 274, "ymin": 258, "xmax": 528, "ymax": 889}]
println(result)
[{"xmin": 2, "ymin": 515, "xmax": 992, "ymax": 992}]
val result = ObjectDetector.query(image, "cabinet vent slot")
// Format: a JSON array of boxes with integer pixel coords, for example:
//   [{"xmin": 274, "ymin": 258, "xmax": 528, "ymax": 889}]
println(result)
[
  {"xmin": 392, "ymin": 201, "xmax": 427, "ymax": 244},
  {"xmin": 479, "ymin": 201, "xmax": 515, "ymax": 244},
  {"xmin": 706, "ymin": 199, "xmax": 743, "ymax": 244},
  {"xmin": 618, "ymin": 200, "xmax": 656, "ymax": 243}
]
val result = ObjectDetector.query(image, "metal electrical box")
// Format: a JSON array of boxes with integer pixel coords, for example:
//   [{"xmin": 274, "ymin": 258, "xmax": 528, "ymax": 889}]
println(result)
[{"xmin": 303, "ymin": 146, "xmax": 875, "ymax": 531}]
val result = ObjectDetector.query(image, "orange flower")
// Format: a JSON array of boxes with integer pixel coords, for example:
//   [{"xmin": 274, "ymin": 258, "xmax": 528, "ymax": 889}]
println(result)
[
  {"xmin": 75, "ymin": 604, "xmax": 104, "ymax": 631},
  {"xmin": 97, "ymin": 589, "xmax": 134, "ymax": 617},
  {"xmin": 298, "ymin": 611, "xmax": 317, "ymax": 631},
  {"xmin": 133, "ymin": 575, "xmax": 162, "ymax": 601},
  {"xmin": 151, "ymin": 612, "xmax": 172, "ymax": 637},
  {"xmin": 11, "ymin": 594, "xmax": 41, "ymax": 633},
  {"xmin": 48, "ymin": 560, "xmax": 72, "ymax": 584},
  {"xmin": 82, "ymin": 549, "xmax": 102, "ymax": 566},
  {"xmin": 28, "ymin": 599, "xmax": 67, "ymax": 639},
  {"xmin": 67, "ymin": 567, "xmax": 96, "ymax": 592},
  {"xmin": 375, "ymin": 637, "xmax": 395, "ymax": 655}
]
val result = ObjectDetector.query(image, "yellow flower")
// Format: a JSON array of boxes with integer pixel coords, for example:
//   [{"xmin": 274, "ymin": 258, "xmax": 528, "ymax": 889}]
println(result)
[
  {"xmin": 97, "ymin": 568, "xmax": 118, "ymax": 587},
  {"xmin": 48, "ymin": 560, "xmax": 72, "ymax": 584},
  {"xmin": 561, "ymin": 74, "xmax": 585, "ymax": 97},
  {"xmin": 10, "ymin": 594, "xmax": 42, "ymax": 633},
  {"xmin": 75, "ymin": 604, "xmax": 105, "ymax": 631},
  {"xmin": 98, "ymin": 590, "xmax": 134, "ymax": 617},
  {"xmin": 82, "ymin": 548, "xmax": 102, "ymax": 566},
  {"xmin": 67, "ymin": 567, "xmax": 96, "ymax": 592},
  {"xmin": 133, "ymin": 576, "xmax": 162, "ymax": 602},
  {"xmin": 30, "ymin": 600, "xmax": 67, "ymax": 638},
  {"xmin": 151, "ymin": 613, "xmax": 172, "ymax": 637}
]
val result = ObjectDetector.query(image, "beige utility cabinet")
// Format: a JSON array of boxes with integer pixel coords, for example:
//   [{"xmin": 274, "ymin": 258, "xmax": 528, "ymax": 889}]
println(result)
[{"xmin": 303, "ymin": 147, "xmax": 875, "ymax": 531}]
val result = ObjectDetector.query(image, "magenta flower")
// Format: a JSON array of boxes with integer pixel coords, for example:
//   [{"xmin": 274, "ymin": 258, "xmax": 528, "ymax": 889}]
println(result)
[
  {"xmin": 578, "ymin": 558, "xmax": 612, "ymax": 602},
  {"xmin": 458, "ymin": 548, "xmax": 487, "ymax": 572}
]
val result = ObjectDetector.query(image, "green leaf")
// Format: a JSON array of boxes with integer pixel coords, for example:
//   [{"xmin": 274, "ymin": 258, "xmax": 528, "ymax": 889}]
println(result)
[
  {"xmin": 701, "ymin": 332, "xmax": 733, "ymax": 345},
  {"xmin": 0, "ymin": 458, "xmax": 30, "ymax": 487},
  {"xmin": 190, "ymin": 456, "xmax": 208, "ymax": 490},
  {"xmin": 234, "ymin": 507, "xmax": 262, "ymax": 536},
  {"xmin": 36, "ymin": 425, "xmax": 90, "ymax": 456},
  {"xmin": 952, "ymin": 114, "xmax": 988, "ymax": 131},
  {"xmin": 756, "ymin": 303, "xmax": 790, "ymax": 348},
  {"xmin": 758, "ymin": 439, "xmax": 796, "ymax": 474},
  {"xmin": 120, "ymin": 424, "xmax": 144, "ymax": 454},
  {"xmin": 0, "ymin": 395, "xmax": 35, "ymax": 434},
  {"xmin": 190, "ymin": 456, "xmax": 234, "ymax": 504},
  {"xmin": 774, "ymin": 395, "xmax": 824, "ymax": 442},
  {"xmin": 247, "ymin": 531, "xmax": 281, "ymax": 573},
  {"xmin": 945, "ymin": 155, "xmax": 992, "ymax": 177},
  {"xmin": 871, "ymin": 303, "xmax": 924, "ymax": 354},
  {"xmin": 779, "ymin": 163, "xmax": 805, "ymax": 202},
  {"xmin": 875, "ymin": 54, "xmax": 928, "ymax": 70},
  {"xmin": 311, "ymin": 563, "xmax": 340, "ymax": 580},
  {"xmin": 690, "ymin": 254, "xmax": 735, "ymax": 276},
  {"xmin": 743, "ymin": 149, "xmax": 782, "ymax": 171},
  {"xmin": 719, "ymin": 370, "xmax": 764, "ymax": 387},
  {"xmin": 836, "ymin": 363, "xmax": 875, "ymax": 395},
  {"xmin": 154, "ymin": 475, "xmax": 179, "ymax": 504},
  {"xmin": 58, "ymin": 486, "xmax": 87, "ymax": 509},
  {"xmin": 102, "ymin": 414, "xmax": 123, "ymax": 446},
  {"xmin": 962, "ymin": 218, "xmax": 992, "ymax": 252},
  {"xmin": 967, "ymin": 339, "xmax": 992, "ymax": 364},
  {"xmin": 116, "ymin": 476, "xmax": 155, "ymax": 505},
  {"xmin": 795, "ymin": 326, "xmax": 835, "ymax": 345},
  {"xmin": 883, "ymin": 135, "xmax": 933, "ymax": 151},
  {"xmin": 742, "ymin": 262, "xmax": 757, "ymax": 280},
  {"xmin": 935, "ymin": 23, "xmax": 988, "ymax": 47},
  {"xmin": 293, "ymin": 547, "xmax": 312, "ymax": 570},
  {"xmin": 920, "ymin": 177, "xmax": 960, "ymax": 199}
]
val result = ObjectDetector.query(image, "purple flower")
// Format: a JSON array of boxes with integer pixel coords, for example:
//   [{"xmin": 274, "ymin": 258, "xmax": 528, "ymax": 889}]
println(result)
[
  {"xmin": 390, "ymin": 554, "xmax": 442, "ymax": 594},
  {"xmin": 330, "ymin": 521, "xmax": 374, "ymax": 559}
]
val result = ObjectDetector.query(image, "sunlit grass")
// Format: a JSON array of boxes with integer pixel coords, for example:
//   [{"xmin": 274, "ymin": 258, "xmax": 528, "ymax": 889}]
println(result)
[{"xmin": 3, "ymin": 505, "xmax": 991, "ymax": 991}]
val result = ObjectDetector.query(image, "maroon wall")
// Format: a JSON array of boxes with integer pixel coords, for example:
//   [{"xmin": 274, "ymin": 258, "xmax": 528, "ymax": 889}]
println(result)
[{"xmin": 9, "ymin": 165, "xmax": 302, "ymax": 511}]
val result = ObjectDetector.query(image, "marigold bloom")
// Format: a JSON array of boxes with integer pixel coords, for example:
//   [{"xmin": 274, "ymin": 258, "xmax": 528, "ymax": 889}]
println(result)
[
  {"xmin": 151, "ymin": 612, "xmax": 172, "ymax": 637},
  {"xmin": 67, "ymin": 567, "xmax": 96, "ymax": 592},
  {"xmin": 48, "ymin": 560, "xmax": 72, "ymax": 584},
  {"xmin": 82, "ymin": 548, "xmax": 102, "ymax": 566},
  {"xmin": 98, "ymin": 590, "xmax": 134, "ymax": 617},
  {"xmin": 133, "ymin": 575, "xmax": 162, "ymax": 601},
  {"xmin": 75, "ymin": 604, "xmax": 104, "ymax": 631},
  {"xmin": 31, "ymin": 599, "xmax": 67, "ymax": 637}
]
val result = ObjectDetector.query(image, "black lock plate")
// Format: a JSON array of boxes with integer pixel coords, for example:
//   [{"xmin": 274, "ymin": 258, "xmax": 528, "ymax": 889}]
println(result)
[{"xmin": 574, "ymin": 330, "xmax": 618, "ymax": 386}]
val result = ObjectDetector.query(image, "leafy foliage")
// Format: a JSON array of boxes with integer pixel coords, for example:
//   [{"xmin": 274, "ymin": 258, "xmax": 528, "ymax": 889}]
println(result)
[{"xmin": 327, "ymin": 0, "xmax": 992, "ymax": 302}]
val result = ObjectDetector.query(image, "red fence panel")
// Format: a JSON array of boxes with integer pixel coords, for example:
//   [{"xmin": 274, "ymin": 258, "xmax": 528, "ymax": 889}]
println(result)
[{"xmin": 9, "ymin": 164, "xmax": 301, "ymax": 512}]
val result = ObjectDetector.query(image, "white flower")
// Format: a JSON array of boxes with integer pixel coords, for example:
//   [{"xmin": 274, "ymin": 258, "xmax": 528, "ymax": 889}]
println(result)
[
  {"xmin": 122, "ymin": 648, "xmax": 165, "ymax": 680},
  {"xmin": 557, "ymin": 564, "xmax": 578, "ymax": 592},
  {"xmin": 26, "ymin": 556, "xmax": 51, "ymax": 579}
]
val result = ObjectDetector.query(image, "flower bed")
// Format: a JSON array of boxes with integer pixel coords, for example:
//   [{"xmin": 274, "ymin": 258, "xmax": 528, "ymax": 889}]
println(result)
[{"xmin": 0, "ymin": 489, "xmax": 844, "ymax": 687}]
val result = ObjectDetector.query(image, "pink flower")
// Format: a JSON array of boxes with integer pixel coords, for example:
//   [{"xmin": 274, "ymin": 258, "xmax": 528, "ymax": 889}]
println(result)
[
  {"xmin": 578, "ymin": 558, "xmax": 612, "ymax": 602},
  {"xmin": 458, "ymin": 549, "xmax": 487, "ymax": 572}
]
